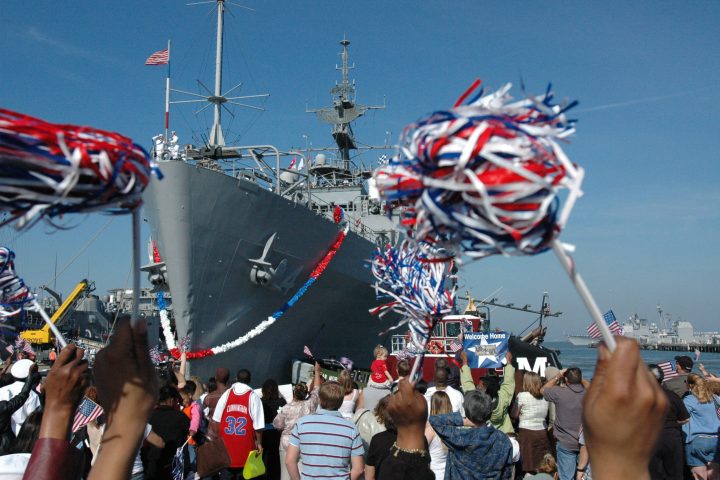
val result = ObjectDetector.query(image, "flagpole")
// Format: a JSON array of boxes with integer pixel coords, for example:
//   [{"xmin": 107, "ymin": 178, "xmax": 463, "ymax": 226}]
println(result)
[{"xmin": 165, "ymin": 39, "xmax": 171, "ymax": 143}]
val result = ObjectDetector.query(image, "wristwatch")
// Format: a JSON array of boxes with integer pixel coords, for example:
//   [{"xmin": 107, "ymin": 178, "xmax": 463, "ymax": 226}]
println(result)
[{"xmin": 576, "ymin": 467, "xmax": 587, "ymax": 472}]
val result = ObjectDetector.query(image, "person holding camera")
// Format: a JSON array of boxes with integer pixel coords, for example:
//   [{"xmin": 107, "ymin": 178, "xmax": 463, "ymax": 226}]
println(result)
[{"xmin": 541, "ymin": 367, "xmax": 588, "ymax": 480}]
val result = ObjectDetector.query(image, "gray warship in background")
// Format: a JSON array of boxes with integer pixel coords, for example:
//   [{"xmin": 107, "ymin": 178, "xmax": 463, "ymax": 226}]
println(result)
[{"xmin": 142, "ymin": 0, "xmax": 399, "ymax": 383}]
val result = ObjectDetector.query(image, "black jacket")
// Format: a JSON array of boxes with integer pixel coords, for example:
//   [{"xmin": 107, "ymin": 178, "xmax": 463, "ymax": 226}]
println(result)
[{"xmin": 0, "ymin": 378, "xmax": 35, "ymax": 455}]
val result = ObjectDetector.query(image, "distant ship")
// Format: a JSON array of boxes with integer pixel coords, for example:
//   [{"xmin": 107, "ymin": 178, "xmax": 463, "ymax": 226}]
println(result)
[
  {"xmin": 142, "ymin": 1, "xmax": 399, "ymax": 382},
  {"xmin": 566, "ymin": 335, "xmax": 598, "ymax": 347}
]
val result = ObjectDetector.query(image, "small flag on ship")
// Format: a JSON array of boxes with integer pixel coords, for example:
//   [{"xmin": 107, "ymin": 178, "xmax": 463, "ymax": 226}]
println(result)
[
  {"xmin": 303, "ymin": 345, "xmax": 313, "ymax": 359},
  {"xmin": 72, "ymin": 397, "xmax": 103, "ymax": 433},
  {"xmin": 657, "ymin": 361, "xmax": 679, "ymax": 380},
  {"xmin": 586, "ymin": 310, "xmax": 622, "ymax": 339},
  {"xmin": 145, "ymin": 49, "xmax": 169, "ymax": 65}
]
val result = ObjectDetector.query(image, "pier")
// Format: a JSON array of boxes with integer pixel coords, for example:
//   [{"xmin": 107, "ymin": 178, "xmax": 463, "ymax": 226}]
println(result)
[{"xmin": 589, "ymin": 342, "xmax": 720, "ymax": 353}]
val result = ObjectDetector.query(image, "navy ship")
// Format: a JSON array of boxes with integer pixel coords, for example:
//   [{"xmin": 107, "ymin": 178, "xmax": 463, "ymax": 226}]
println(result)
[{"xmin": 142, "ymin": 0, "xmax": 398, "ymax": 383}]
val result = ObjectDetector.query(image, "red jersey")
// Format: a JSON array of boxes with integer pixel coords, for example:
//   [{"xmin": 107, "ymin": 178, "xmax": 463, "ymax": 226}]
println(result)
[
  {"xmin": 219, "ymin": 389, "xmax": 256, "ymax": 467},
  {"xmin": 371, "ymin": 359, "xmax": 388, "ymax": 383}
]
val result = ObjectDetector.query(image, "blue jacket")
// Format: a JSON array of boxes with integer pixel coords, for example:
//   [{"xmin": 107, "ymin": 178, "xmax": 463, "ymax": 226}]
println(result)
[{"xmin": 429, "ymin": 412, "xmax": 513, "ymax": 480}]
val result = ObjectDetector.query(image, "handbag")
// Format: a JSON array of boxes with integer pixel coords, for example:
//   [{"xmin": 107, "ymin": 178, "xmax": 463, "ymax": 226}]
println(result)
[
  {"xmin": 242, "ymin": 450, "xmax": 266, "ymax": 479},
  {"xmin": 196, "ymin": 433, "xmax": 231, "ymax": 478}
]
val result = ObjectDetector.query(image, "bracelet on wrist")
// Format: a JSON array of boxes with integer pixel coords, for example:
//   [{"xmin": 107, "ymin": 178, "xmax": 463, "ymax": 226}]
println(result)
[{"xmin": 576, "ymin": 467, "xmax": 587, "ymax": 472}]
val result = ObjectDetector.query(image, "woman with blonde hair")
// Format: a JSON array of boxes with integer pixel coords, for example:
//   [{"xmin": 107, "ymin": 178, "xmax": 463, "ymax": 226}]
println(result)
[
  {"xmin": 425, "ymin": 390, "xmax": 452, "ymax": 479},
  {"xmin": 516, "ymin": 371, "xmax": 551, "ymax": 475},
  {"xmin": 683, "ymin": 374, "xmax": 720, "ymax": 480},
  {"xmin": 337, "ymin": 369, "xmax": 359, "ymax": 420}
]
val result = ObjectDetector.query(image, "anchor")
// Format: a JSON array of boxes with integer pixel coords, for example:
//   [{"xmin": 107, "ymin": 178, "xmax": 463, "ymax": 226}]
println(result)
[{"xmin": 248, "ymin": 233, "xmax": 287, "ymax": 287}]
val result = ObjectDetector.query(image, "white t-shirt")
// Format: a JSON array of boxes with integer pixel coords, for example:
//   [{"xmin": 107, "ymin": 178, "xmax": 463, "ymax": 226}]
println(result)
[
  {"xmin": 211, "ymin": 382, "xmax": 265, "ymax": 431},
  {"xmin": 0, "ymin": 382, "xmax": 40, "ymax": 436},
  {"xmin": 425, "ymin": 385, "xmax": 465, "ymax": 417},
  {"xmin": 132, "ymin": 425, "xmax": 153, "ymax": 475}
]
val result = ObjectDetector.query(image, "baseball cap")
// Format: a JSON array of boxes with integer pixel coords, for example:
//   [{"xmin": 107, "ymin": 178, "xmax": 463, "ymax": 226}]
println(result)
[
  {"xmin": 10, "ymin": 359, "xmax": 34, "ymax": 380},
  {"xmin": 675, "ymin": 355, "xmax": 693, "ymax": 371}
]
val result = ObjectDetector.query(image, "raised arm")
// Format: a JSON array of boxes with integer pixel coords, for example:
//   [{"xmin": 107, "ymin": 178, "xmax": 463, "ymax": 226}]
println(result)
[
  {"xmin": 459, "ymin": 351, "xmax": 476, "ymax": 393},
  {"xmin": 89, "ymin": 318, "xmax": 159, "ymax": 480}
]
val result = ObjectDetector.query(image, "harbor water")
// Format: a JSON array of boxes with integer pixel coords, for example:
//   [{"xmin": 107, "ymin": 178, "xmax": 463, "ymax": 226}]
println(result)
[{"xmin": 545, "ymin": 341, "xmax": 720, "ymax": 380}]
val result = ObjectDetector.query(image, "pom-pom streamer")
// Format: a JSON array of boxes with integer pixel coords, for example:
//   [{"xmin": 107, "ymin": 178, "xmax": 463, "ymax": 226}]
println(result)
[
  {"xmin": 0, "ymin": 108, "xmax": 161, "ymax": 229},
  {"xmin": 371, "ymin": 81, "xmax": 583, "ymax": 259},
  {"xmin": 370, "ymin": 241, "xmax": 456, "ymax": 372}
]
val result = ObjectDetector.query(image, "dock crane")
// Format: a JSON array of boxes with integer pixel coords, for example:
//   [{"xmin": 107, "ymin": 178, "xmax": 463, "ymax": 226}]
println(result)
[{"xmin": 20, "ymin": 280, "xmax": 92, "ymax": 345}]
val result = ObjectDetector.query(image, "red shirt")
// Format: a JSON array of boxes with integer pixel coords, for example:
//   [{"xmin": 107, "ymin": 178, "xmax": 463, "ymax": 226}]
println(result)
[{"xmin": 219, "ymin": 389, "xmax": 256, "ymax": 467}]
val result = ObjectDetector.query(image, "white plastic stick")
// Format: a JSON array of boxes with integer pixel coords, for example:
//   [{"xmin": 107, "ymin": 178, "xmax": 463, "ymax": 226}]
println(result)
[
  {"xmin": 33, "ymin": 300, "xmax": 67, "ymax": 349},
  {"xmin": 409, "ymin": 350, "xmax": 425, "ymax": 383},
  {"xmin": 551, "ymin": 240, "xmax": 616, "ymax": 351},
  {"xmin": 131, "ymin": 209, "xmax": 141, "ymax": 327}
]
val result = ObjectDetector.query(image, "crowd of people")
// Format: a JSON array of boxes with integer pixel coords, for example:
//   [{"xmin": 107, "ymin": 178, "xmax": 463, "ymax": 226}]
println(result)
[{"xmin": 0, "ymin": 319, "xmax": 718, "ymax": 480}]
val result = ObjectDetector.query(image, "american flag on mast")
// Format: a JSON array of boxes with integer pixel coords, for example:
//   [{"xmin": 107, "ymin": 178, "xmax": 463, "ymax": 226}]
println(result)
[
  {"xmin": 145, "ymin": 49, "xmax": 169, "ymax": 65},
  {"xmin": 587, "ymin": 310, "xmax": 623, "ymax": 339}
]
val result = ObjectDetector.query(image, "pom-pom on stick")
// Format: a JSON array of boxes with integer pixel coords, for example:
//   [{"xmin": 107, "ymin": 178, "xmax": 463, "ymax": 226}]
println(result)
[
  {"xmin": 371, "ymin": 80, "xmax": 582, "ymax": 259},
  {"xmin": 0, "ymin": 108, "xmax": 159, "ymax": 229},
  {"xmin": 370, "ymin": 241, "xmax": 456, "ymax": 379},
  {"xmin": 0, "ymin": 246, "xmax": 67, "ymax": 348},
  {"xmin": 372, "ymin": 80, "xmax": 617, "ymax": 351}
]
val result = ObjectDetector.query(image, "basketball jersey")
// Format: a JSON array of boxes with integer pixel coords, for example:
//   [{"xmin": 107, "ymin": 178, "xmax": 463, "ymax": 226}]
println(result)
[{"xmin": 220, "ymin": 389, "xmax": 256, "ymax": 467}]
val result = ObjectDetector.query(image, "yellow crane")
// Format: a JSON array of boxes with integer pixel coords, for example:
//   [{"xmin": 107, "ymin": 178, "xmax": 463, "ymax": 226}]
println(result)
[{"xmin": 20, "ymin": 280, "xmax": 91, "ymax": 345}]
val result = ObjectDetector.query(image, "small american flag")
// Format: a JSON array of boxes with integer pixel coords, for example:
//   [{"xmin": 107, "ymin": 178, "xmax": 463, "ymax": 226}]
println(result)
[
  {"xmin": 145, "ymin": 49, "xmax": 169, "ymax": 65},
  {"xmin": 303, "ymin": 345, "xmax": 313, "ymax": 359},
  {"xmin": 587, "ymin": 310, "xmax": 623, "ymax": 339},
  {"xmin": 448, "ymin": 337, "xmax": 463, "ymax": 353},
  {"xmin": 72, "ymin": 397, "xmax": 103, "ymax": 433},
  {"xmin": 15, "ymin": 338, "xmax": 34, "ymax": 356},
  {"xmin": 658, "ymin": 361, "xmax": 679, "ymax": 381}
]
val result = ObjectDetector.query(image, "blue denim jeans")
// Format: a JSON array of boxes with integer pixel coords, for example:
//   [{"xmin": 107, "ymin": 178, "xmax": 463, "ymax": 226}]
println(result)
[{"xmin": 556, "ymin": 444, "xmax": 579, "ymax": 480}]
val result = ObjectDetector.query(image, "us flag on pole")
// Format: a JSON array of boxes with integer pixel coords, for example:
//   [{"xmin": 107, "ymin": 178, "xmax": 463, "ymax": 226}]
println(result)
[
  {"xmin": 145, "ymin": 49, "xmax": 169, "ymax": 65},
  {"xmin": 657, "ymin": 361, "xmax": 679, "ymax": 380},
  {"xmin": 72, "ymin": 397, "xmax": 103, "ymax": 433},
  {"xmin": 587, "ymin": 310, "xmax": 623, "ymax": 339}
]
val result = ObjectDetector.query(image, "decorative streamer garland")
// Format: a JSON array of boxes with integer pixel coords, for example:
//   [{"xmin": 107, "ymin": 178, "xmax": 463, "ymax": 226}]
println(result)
[
  {"xmin": 0, "ymin": 108, "xmax": 161, "ymax": 229},
  {"xmin": 370, "ymin": 80, "xmax": 582, "ymax": 260},
  {"xmin": 160, "ymin": 207, "xmax": 349, "ymax": 360}
]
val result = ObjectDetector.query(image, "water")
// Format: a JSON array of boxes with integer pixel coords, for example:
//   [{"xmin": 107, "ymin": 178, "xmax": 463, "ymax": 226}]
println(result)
[{"xmin": 545, "ymin": 342, "xmax": 720, "ymax": 380}]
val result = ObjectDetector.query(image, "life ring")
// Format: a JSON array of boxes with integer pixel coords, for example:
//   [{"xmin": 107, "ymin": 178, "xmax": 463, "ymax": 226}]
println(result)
[{"xmin": 427, "ymin": 340, "xmax": 443, "ymax": 355}]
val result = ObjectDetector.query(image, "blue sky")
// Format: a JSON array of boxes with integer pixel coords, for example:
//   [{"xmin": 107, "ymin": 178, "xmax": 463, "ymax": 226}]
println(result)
[{"xmin": 1, "ymin": 1, "xmax": 718, "ymax": 336}]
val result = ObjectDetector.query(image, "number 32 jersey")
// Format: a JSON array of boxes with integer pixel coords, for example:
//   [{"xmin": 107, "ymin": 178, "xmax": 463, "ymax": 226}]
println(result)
[{"xmin": 215, "ymin": 384, "xmax": 265, "ymax": 467}]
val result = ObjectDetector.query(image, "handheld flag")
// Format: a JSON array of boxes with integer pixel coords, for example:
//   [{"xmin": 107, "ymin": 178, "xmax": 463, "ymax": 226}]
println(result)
[
  {"xmin": 657, "ymin": 361, "xmax": 679, "ymax": 381},
  {"xmin": 72, "ymin": 397, "xmax": 104, "ymax": 432}
]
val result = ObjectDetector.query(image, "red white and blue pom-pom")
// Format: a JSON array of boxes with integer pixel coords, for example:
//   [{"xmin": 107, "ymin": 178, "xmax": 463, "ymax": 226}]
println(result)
[
  {"xmin": 370, "ymin": 241, "xmax": 456, "ymax": 353},
  {"xmin": 0, "ymin": 108, "xmax": 161, "ymax": 229},
  {"xmin": 0, "ymin": 247, "xmax": 34, "ymax": 318},
  {"xmin": 371, "ymin": 80, "xmax": 582, "ymax": 259}
]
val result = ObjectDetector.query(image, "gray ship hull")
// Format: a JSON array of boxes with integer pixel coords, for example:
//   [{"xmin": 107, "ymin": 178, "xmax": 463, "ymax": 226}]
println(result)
[{"xmin": 143, "ymin": 161, "xmax": 380, "ymax": 384}]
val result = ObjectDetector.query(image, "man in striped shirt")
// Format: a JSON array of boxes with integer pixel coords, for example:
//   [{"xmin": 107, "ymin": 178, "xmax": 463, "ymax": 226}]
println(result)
[{"xmin": 286, "ymin": 381, "xmax": 364, "ymax": 480}]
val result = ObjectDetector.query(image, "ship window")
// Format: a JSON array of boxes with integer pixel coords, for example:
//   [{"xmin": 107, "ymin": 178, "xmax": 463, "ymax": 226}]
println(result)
[
  {"xmin": 432, "ymin": 323, "xmax": 444, "ymax": 338},
  {"xmin": 445, "ymin": 322, "xmax": 461, "ymax": 338}
]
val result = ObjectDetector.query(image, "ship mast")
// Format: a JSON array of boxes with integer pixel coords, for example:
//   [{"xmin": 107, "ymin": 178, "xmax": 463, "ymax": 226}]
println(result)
[
  {"xmin": 170, "ymin": 0, "xmax": 268, "ymax": 152},
  {"xmin": 209, "ymin": 0, "xmax": 226, "ymax": 147},
  {"xmin": 307, "ymin": 38, "xmax": 385, "ymax": 171}
]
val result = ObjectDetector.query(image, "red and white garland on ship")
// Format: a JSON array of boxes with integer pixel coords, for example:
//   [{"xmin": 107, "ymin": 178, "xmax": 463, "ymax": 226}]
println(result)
[{"xmin": 160, "ymin": 206, "xmax": 349, "ymax": 360}]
